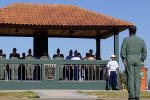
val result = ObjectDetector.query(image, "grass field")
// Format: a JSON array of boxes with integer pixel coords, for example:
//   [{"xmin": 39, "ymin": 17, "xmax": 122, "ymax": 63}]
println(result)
[
  {"xmin": 0, "ymin": 91, "xmax": 39, "ymax": 99},
  {"xmin": 78, "ymin": 91, "xmax": 150, "ymax": 98}
]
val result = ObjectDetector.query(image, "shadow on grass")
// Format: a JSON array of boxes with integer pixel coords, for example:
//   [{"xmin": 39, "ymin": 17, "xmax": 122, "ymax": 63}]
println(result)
[{"xmin": 78, "ymin": 91, "xmax": 150, "ymax": 98}]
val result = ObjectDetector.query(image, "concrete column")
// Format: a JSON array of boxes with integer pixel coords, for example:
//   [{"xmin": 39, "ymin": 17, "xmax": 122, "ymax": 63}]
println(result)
[
  {"xmin": 33, "ymin": 30, "xmax": 48, "ymax": 57},
  {"xmin": 114, "ymin": 30, "xmax": 119, "ymax": 62},
  {"xmin": 96, "ymin": 38, "xmax": 101, "ymax": 60},
  {"xmin": 114, "ymin": 30, "xmax": 119, "ymax": 89}
]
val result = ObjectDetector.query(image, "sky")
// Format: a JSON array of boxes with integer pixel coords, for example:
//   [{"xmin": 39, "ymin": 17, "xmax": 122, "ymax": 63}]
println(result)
[{"xmin": 0, "ymin": 0, "xmax": 150, "ymax": 80}]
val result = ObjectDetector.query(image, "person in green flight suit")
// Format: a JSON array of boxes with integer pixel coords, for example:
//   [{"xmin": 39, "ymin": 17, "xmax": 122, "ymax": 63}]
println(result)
[
  {"xmin": 9, "ymin": 48, "xmax": 20, "ymax": 80},
  {"xmin": 121, "ymin": 26, "xmax": 147, "ymax": 100},
  {"xmin": 26, "ymin": 49, "xmax": 35, "ymax": 80},
  {"xmin": 0, "ymin": 50, "xmax": 6, "ymax": 80}
]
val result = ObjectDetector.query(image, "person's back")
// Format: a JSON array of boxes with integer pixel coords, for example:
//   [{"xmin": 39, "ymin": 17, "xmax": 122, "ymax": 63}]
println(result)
[
  {"xmin": 120, "ymin": 26, "xmax": 147, "ymax": 100},
  {"xmin": 121, "ymin": 35, "xmax": 147, "ymax": 63},
  {"xmin": 124, "ymin": 36, "xmax": 145, "ymax": 55}
]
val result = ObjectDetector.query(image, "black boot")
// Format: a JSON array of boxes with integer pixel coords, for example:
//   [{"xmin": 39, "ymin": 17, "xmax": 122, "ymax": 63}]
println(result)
[
  {"xmin": 128, "ymin": 98, "xmax": 135, "ymax": 100},
  {"xmin": 135, "ymin": 97, "xmax": 139, "ymax": 100}
]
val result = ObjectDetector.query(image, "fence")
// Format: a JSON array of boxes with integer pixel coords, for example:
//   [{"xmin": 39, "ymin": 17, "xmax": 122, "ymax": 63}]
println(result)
[{"xmin": 0, "ymin": 60, "xmax": 108, "ymax": 90}]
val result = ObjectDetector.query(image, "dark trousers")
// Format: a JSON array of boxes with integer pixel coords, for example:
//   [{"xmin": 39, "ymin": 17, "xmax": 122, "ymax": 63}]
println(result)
[
  {"xmin": 34, "ymin": 65, "xmax": 41, "ymax": 80},
  {"xmin": 18, "ymin": 65, "xmax": 25, "ymax": 80},
  {"xmin": 109, "ymin": 71, "xmax": 117, "ymax": 89},
  {"xmin": 73, "ymin": 66, "xmax": 79, "ymax": 80}
]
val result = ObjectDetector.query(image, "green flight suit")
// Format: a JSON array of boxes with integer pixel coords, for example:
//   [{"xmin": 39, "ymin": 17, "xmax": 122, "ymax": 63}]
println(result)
[
  {"xmin": 0, "ymin": 57, "xmax": 6, "ymax": 80},
  {"xmin": 26, "ymin": 56, "xmax": 35, "ymax": 79},
  {"xmin": 10, "ymin": 57, "xmax": 19, "ymax": 80},
  {"xmin": 121, "ymin": 35, "xmax": 147, "ymax": 98},
  {"xmin": 40, "ymin": 56, "xmax": 50, "ymax": 60}
]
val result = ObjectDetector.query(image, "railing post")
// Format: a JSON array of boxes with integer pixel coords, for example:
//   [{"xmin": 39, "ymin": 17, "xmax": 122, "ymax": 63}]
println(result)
[{"xmin": 42, "ymin": 64, "xmax": 46, "ymax": 81}]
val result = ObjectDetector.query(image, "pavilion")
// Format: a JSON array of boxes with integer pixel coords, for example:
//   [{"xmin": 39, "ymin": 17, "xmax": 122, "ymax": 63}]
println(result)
[{"xmin": 0, "ymin": 3, "xmax": 134, "ymax": 90}]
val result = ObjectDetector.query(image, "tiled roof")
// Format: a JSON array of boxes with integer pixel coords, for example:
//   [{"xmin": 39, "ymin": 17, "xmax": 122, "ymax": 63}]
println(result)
[{"xmin": 0, "ymin": 3, "xmax": 134, "ymax": 27}]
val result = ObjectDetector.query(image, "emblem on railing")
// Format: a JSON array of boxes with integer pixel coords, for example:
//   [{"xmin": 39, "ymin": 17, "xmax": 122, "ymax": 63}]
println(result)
[{"xmin": 44, "ymin": 64, "xmax": 56, "ymax": 80}]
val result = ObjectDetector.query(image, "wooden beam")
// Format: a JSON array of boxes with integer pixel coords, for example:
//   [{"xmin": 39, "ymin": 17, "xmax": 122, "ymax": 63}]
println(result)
[
  {"xmin": 0, "ymin": 24, "xmax": 130, "ymax": 30},
  {"xmin": 97, "ymin": 30, "xmax": 114, "ymax": 39}
]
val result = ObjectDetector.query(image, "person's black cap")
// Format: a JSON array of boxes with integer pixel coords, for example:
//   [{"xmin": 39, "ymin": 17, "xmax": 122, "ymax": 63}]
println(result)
[
  {"xmin": 57, "ymin": 48, "xmax": 60, "ymax": 51},
  {"xmin": 28, "ymin": 49, "xmax": 32, "ymax": 52},
  {"xmin": 69, "ymin": 50, "xmax": 73, "ymax": 52},
  {"xmin": 13, "ymin": 48, "xmax": 16, "ymax": 50},
  {"xmin": 89, "ymin": 49, "xmax": 93, "ymax": 51}
]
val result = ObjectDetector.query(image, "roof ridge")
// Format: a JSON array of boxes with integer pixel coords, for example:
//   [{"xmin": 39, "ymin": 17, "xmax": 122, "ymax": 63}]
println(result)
[
  {"xmin": 2, "ymin": 2, "xmax": 75, "ymax": 8},
  {"xmin": 75, "ymin": 7, "xmax": 133, "ymax": 24}
]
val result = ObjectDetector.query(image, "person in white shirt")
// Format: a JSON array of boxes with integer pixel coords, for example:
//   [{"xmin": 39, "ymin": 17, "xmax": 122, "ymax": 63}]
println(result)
[
  {"xmin": 71, "ymin": 50, "xmax": 81, "ymax": 60},
  {"xmin": 107, "ymin": 54, "xmax": 119, "ymax": 90},
  {"xmin": 71, "ymin": 50, "xmax": 81, "ymax": 80}
]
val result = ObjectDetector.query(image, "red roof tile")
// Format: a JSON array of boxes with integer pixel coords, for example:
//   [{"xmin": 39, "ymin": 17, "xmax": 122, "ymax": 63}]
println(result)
[{"xmin": 0, "ymin": 3, "xmax": 134, "ymax": 27}]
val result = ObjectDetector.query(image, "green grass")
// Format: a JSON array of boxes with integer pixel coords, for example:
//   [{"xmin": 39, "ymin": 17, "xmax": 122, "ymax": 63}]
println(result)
[
  {"xmin": 78, "ymin": 91, "xmax": 150, "ymax": 98},
  {"xmin": 0, "ymin": 91, "xmax": 39, "ymax": 99}
]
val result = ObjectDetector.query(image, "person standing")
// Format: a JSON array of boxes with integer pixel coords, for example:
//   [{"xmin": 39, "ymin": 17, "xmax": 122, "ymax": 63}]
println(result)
[
  {"xmin": 121, "ymin": 26, "xmax": 147, "ymax": 100},
  {"xmin": 26, "ymin": 49, "xmax": 35, "ymax": 80},
  {"xmin": 9, "ymin": 48, "xmax": 20, "ymax": 80},
  {"xmin": 9, "ymin": 48, "xmax": 20, "ymax": 59},
  {"xmin": 65, "ymin": 50, "xmax": 73, "ymax": 80},
  {"xmin": 21, "ymin": 53, "xmax": 25, "ymax": 59},
  {"xmin": 107, "ymin": 55, "xmax": 119, "ymax": 90},
  {"xmin": 53, "ymin": 48, "xmax": 64, "ymax": 60},
  {"xmin": 89, "ymin": 49, "xmax": 95, "ymax": 58},
  {"xmin": 71, "ymin": 50, "xmax": 81, "ymax": 80},
  {"xmin": 0, "ymin": 50, "xmax": 6, "ymax": 80},
  {"xmin": 66, "ymin": 50, "xmax": 73, "ymax": 60}
]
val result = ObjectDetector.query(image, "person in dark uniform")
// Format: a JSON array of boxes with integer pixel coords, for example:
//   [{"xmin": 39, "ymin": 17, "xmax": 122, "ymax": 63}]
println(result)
[
  {"xmin": 121, "ymin": 26, "xmax": 147, "ymax": 100},
  {"xmin": 9, "ymin": 48, "xmax": 20, "ymax": 59},
  {"xmin": 66, "ymin": 50, "xmax": 73, "ymax": 60},
  {"xmin": 26, "ymin": 49, "xmax": 35, "ymax": 80},
  {"xmin": 66, "ymin": 50, "xmax": 73, "ymax": 80},
  {"xmin": 9, "ymin": 48, "xmax": 20, "ymax": 80},
  {"xmin": 21, "ymin": 53, "xmax": 25, "ymax": 59},
  {"xmin": 87, "ymin": 49, "xmax": 96, "ymax": 80},
  {"xmin": 53, "ymin": 48, "xmax": 64, "ymax": 59},
  {"xmin": 89, "ymin": 49, "xmax": 95, "ymax": 57}
]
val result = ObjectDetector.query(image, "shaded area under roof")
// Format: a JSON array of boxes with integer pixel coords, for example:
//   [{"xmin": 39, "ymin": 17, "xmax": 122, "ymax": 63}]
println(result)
[{"xmin": 0, "ymin": 3, "xmax": 134, "ymax": 39}]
